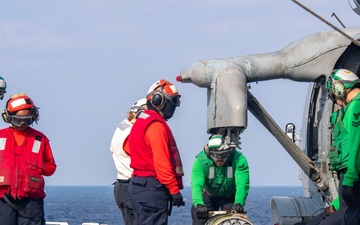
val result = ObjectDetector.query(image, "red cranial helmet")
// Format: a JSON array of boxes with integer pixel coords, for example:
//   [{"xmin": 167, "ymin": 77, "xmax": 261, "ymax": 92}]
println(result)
[
  {"xmin": 146, "ymin": 79, "xmax": 181, "ymax": 120},
  {"xmin": 2, "ymin": 93, "xmax": 39, "ymax": 126},
  {"xmin": 6, "ymin": 95, "xmax": 34, "ymax": 113}
]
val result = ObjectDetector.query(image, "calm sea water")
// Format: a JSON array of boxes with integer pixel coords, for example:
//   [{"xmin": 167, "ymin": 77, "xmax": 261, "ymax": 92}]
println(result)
[{"xmin": 44, "ymin": 186, "xmax": 303, "ymax": 225}]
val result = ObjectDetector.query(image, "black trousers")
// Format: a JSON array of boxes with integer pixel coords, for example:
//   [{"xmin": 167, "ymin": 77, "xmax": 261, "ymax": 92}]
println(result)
[
  {"xmin": 0, "ymin": 197, "xmax": 45, "ymax": 225},
  {"xmin": 114, "ymin": 179, "xmax": 136, "ymax": 225},
  {"xmin": 307, "ymin": 172, "xmax": 348, "ymax": 225},
  {"xmin": 307, "ymin": 208, "xmax": 346, "ymax": 225},
  {"xmin": 344, "ymin": 179, "xmax": 360, "ymax": 225},
  {"xmin": 128, "ymin": 176, "xmax": 171, "ymax": 225}
]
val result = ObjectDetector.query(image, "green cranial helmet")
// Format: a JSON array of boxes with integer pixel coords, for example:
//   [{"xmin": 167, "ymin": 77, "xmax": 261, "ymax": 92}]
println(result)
[
  {"xmin": 208, "ymin": 135, "xmax": 230, "ymax": 151},
  {"xmin": 327, "ymin": 69, "xmax": 359, "ymax": 100},
  {"xmin": 327, "ymin": 69, "xmax": 359, "ymax": 90},
  {"xmin": 207, "ymin": 134, "xmax": 233, "ymax": 161},
  {"xmin": 0, "ymin": 76, "xmax": 7, "ymax": 100}
]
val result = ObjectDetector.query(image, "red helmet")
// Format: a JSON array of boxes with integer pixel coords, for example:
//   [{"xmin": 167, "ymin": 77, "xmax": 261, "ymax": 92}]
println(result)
[
  {"xmin": 147, "ymin": 79, "xmax": 179, "ymax": 97},
  {"xmin": 2, "ymin": 94, "xmax": 39, "ymax": 126},
  {"xmin": 146, "ymin": 79, "xmax": 180, "ymax": 106},
  {"xmin": 146, "ymin": 79, "xmax": 181, "ymax": 120},
  {"xmin": 7, "ymin": 94, "xmax": 34, "ymax": 113}
]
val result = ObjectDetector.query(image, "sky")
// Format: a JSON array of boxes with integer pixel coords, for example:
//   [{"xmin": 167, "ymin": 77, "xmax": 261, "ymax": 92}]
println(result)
[{"xmin": 0, "ymin": 0, "xmax": 359, "ymax": 187}]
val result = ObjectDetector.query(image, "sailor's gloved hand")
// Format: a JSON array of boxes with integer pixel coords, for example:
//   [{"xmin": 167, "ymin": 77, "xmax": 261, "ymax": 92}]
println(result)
[
  {"xmin": 228, "ymin": 203, "xmax": 245, "ymax": 214},
  {"xmin": 195, "ymin": 204, "xmax": 209, "ymax": 219},
  {"xmin": 171, "ymin": 193, "xmax": 185, "ymax": 207},
  {"xmin": 323, "ymin": 206, "xmax": 335, "ymax": 219},
  {"xmin": 342, "ymin": 185, "xmax": 358, "ymax": 208}
]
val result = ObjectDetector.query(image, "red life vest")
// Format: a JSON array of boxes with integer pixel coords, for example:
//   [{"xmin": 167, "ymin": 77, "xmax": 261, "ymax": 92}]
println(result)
[
  {"xmin": 0, "ymin": 127, "xmax": 56, "ymax": 199},
  {"xmin": 129, "ymin": 110, "xmax": 184, "ymax": 190}
]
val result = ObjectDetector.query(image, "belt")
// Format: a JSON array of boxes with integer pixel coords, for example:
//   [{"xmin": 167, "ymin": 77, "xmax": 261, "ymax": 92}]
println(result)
[{"xmin": 117, "ymin": 179, "xmax": 130, "ymax": 183}]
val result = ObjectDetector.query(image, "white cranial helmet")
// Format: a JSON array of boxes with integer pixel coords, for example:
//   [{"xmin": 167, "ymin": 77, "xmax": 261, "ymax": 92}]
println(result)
[{"xmin": 130, "ymin": 98, "xmax": 147, "ymax": 113}]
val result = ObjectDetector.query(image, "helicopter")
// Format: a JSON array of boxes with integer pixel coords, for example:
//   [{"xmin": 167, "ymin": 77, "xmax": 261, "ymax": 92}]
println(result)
[
  {"xmin": 349, "ymin": 0, "xmax": 360, "ymax": 16},
  {"xmin": 176, "ymin": 15, "xmax": 360, "ymax": 225}
]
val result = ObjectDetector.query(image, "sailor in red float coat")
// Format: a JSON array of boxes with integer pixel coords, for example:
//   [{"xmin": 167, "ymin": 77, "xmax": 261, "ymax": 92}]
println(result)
[
  {"xmin": 129, "ymin": 109, "xmax": 184, "ymax": 194},
  {"xmin": 0, "ymin": 93, "xmax": 56, "ymax": 225},
  {"xmin": 0, "ymin": 127, "xmax": 56, "ymax": 200},
  {"xmin": 128, "ymin": 79, "xmax": 185, "ymax": 225}
]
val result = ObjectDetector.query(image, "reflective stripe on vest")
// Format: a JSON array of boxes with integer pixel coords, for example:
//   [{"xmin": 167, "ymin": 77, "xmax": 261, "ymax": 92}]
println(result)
[
  {"xmin": 208, "ymin": 166, "xmax": 233, "ymax": 179},
  {"xmin": 32, "ymin": 140, "xmax": 41, "ymax": 153},
  {"xmin": 0, "ymin": 138, "xmax": 6, "ymax": 150}
]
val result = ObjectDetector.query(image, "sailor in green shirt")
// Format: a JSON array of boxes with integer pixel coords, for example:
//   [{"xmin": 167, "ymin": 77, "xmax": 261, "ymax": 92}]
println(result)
[
  {"xmin": 304, "ymin": 108, "xmax": 348, "ymax": 225},
  {"xmin": 327, "ymin": 69, "xmax": 360, "ymax": 225},
  {"xmin": 190, "ymin": 134, "xmax": 250, "ymax": 225}
]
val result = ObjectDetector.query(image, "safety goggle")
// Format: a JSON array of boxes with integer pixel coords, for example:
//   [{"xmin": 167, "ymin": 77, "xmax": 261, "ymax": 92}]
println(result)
[
  {"xmin": 164, "ymin": 94, "xmax": 181, "ymax": 107},
  {"xmin": 209, "ymin": 151, "xmax": 230, "ymax": 161},
  {"xmin": 8, "ymin": 115, "xmax": 33, "ymax": 127}
]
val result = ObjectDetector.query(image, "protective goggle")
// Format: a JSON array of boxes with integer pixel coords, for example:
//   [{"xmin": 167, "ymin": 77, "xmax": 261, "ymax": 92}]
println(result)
[
  {"xmin": 8, "ymin": 115, "xmax": 34, "ymax": 127},
  {"xmin": 164, "ymin": 93, "xmax": 181, "ymax": 107},
  {"xmin": 209, "ymin": 150, "xmax": 230, "ymax": 161}
]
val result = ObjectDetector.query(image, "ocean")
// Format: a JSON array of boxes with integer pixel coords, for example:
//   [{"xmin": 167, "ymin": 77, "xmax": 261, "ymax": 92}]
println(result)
[{"xmin": 44, "ymin": 186, "xmax": 303, "ymax": 225}]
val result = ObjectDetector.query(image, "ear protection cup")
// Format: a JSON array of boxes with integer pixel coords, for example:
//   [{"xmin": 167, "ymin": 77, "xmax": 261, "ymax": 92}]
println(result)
[
  {"xmin": 204, "ymin": 144, "xmax": 210, "ymax": 157},
  {"xmin": 332, "ymin": 81, "xmax": 346, "ymax": 98},
  {"xmin": 151, "ymin": 92, "xmax": 164, "ymax": 107},
  {"xmin": 1, "ymin": 109, "xmax": 9, "ymax": 123},
  {"xmin": 2, "ymin": 98, "xmax": 11, "ymax": 123}
]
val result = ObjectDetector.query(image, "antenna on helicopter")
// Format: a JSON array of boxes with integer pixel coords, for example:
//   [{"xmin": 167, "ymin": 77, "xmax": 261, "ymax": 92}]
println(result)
[
  {"xmin": 291, "ymin": 0, "xmax": 360, "ymax": 47},
  {"xmin": 331, "ymin": 12, "xmax": 346, "ymax": 28},
  {"xmin": 348, "ymin": 0, "xmax": 360, "ymax": 16}
]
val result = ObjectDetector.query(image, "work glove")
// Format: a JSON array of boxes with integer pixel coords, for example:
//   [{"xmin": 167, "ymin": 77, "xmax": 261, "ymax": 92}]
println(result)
[
  {"xmin": 195, "ymin": 204, "xmax": 209, "ymax": 219},
  {"xmin": 323, "ymin": 206, "xmax": 335, "ymax": 219},
  {"xmin": 342, "ymin": 185, "xmax": 358, "ymax": 208},
  {"xmin": 228, "ymin": 203, "xmax": 245, "ymax": 214},
  {"xmin": 171, "ymin": 193, "xmax": 185, "ymax": 207}
]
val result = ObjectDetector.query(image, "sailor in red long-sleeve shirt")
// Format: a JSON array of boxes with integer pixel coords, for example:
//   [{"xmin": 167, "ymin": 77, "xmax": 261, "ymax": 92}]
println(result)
[{"xmin": 128, "ymin": 79, "xmax": 185, "ymax": 225}]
